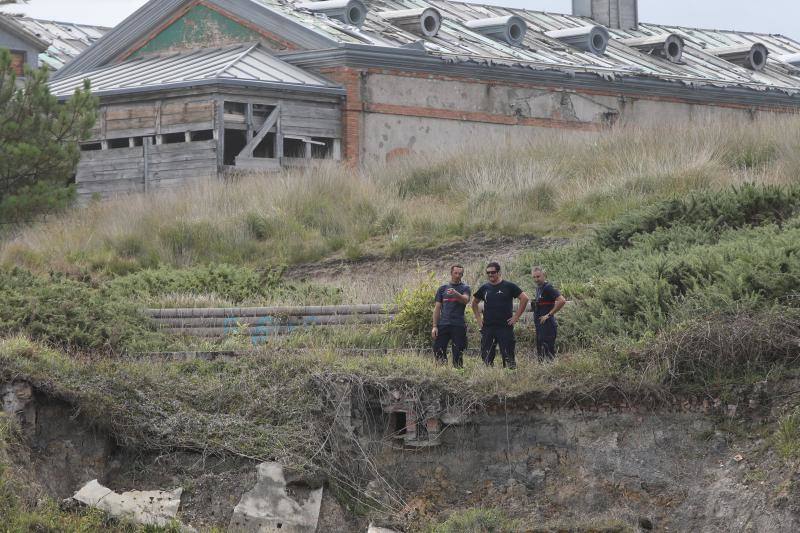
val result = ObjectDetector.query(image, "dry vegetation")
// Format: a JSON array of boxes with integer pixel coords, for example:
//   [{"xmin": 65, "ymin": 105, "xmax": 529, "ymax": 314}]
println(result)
[{"xmin": 2, "ymin": 116, "xmax": 799, "ymax": 278}]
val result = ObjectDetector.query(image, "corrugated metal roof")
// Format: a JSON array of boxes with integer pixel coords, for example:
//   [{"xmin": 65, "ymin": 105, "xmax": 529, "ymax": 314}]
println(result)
[
  {"xmin": 12, "ymin": 17, "xmax": 108, "ymax": 70},
  {"xmin": 255, "ymin": 0, "xmax": 800, "ymax": 92},
  {"xmin": 48, "ymin": 43, "xmax": 342, "ymax": 98},
  {"xmin": 50, "ymin": 0, "xmax": 800, "ymax": 95}
]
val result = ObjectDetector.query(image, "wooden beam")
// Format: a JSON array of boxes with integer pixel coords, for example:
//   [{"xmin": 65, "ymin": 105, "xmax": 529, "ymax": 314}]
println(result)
[
  {"xmin": 236, "ymin": 106, "xmax": 279, "ymax": 159},
  {"xmin": 216, "ymin": 97, "xmax": 225, "ymax": 180},
  {"xmin": 245, "ymin": 103, "xmax": 254, "ymax": 143},
  {"xmin": 143, "ymin": 137, "xmax": 150, "ymax": 193}
]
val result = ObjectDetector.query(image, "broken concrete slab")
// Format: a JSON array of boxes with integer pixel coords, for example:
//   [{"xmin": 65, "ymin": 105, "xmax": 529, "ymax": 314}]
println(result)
[
  {"xmin": 72, "ymin": 479, "xmax": 188, "ymax": 529},
  {"xmin": 229, "ymin": 462, "xmax": 323, "ymax": 532},
  {"xmin": 367, "ymin": 524, "xmax": 402, "ymax": 533}
]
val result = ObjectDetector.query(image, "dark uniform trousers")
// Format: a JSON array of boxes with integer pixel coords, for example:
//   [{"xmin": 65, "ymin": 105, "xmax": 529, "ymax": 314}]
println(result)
[
  {"xmin": 433, "ymin": 325, "xmax": 467, "ymax": 368},
  {"xmin": 535, "ymin": 316, "xmax": 557, "ymax": 360},
  {"xmin": 480, "ymin": 325, "xmax": 516, "ymax": 369}
]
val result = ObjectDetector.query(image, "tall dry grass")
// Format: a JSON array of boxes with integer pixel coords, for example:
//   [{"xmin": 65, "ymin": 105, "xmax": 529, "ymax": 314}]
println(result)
[{"xmin": 2, "ymin": 115, "xmax": 799, "ymax": 276}]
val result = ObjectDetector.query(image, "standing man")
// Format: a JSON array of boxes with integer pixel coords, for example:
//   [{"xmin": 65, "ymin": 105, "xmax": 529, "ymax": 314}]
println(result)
[
  {"xmin": 532, "ymin": 266, "xmax": 566, "ymax": 360},
  {"xmin": 472, "ymin": 262, "xmax": 529, "ymax": 369},
  {"xmin": 432, "ymin": 265, "xmax": 471, "ymax": 368}
]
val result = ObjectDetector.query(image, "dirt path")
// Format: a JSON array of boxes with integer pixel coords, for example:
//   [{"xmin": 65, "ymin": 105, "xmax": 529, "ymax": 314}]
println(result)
[{"xmin": 286, "ymin": 234, "xmax": 566, "ymax": 281}]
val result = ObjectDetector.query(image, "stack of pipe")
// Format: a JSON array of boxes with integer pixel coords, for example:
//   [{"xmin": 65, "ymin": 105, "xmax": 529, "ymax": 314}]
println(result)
[
  {"xmin": 379, "ymin": 8, "xmax": 442, "ymax": 38},
  {"xmin": 148, "ymin": 304, "xmax": 397, "ymax": 339},
  {"xmin": 710, "ymin": 43, "xmax": 769, "ymax": 71},
  {"xmin": 545, "ymin": 25, "xmax": 610, "ymax": 55}
]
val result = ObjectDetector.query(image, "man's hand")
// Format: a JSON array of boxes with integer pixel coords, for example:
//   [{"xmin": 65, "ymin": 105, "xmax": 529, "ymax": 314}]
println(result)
[
  {"xmin": 539, "ymin": 314, "xmax": 550, "ymax": 325},
  {"xmin": 431, "ymin": 326, "xmax": 438, "ymax": 339},
  {"xmin": 507, "ymin": 316, "xmax": 518, "ymax": 326}
]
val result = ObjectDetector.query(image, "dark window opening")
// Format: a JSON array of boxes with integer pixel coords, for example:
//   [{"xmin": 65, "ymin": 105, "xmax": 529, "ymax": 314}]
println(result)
[
  {"xmin": 253, "ymin": 133, "xmax": 275, "ymax": 158},
  {"xmin": 132, "ymin": 137, "xmax": 145, "ymax": 147},
  {"xmin": 224, "ymin": 101, "xmax": 246, "ymax": 114},
  {"xmin": 163, "ymin": 132, "xmax": 186, "ymax": 144},
  {"xmin": 190, "ymin": 129, "xmax": 214, "ymax": 142},
  {"xmin": 108, "ymin": 138, "xmax": 130, "ymax": 149},
  {"xmin": 310, "ymin": 138, "xmax": 334, "ymax": 159},
  {"xmin": 224, "ymin": 129, "xmax": 248, "ymax": 165},
  {"xmin": 283, "ymin": 138, "xmax": 306, "ymax": 158},
  {"xmin": 80, "ymin": 142, "xmax": 102, "ymax": 151},
  {"xmin": 10, "ymin": 50, "xmax": 26, "ymax": 77},
  {"xmin": 390, "ymin": 412, "xmax": 407, "ymax": 437}
]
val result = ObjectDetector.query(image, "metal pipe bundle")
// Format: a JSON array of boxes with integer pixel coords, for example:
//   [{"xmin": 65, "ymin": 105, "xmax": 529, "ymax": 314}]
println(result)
[
  {"xmin": 147, "ymin": 304, "xmax": 395, "ymax": 319},
  {"xmin": 621, "ymin": 33, "xmax": 684, "ymax": 63},
  {"xmin": 464, "ymin": 16, "xmax": 527, "ymax": 46},
  {"xmin": 711, "ymin": 43, "xmax": 769, "ymax": 71},
  {"xmin": 379, "ymin": 8, "xmax": 442, "ymax": 38},
  {"xmin": 545, "ymin": 25, "xmax": 610, "ymax": 55},
  {"xmin": 295, "ymin": 0, "xmax": 367, "ymax": 26}
]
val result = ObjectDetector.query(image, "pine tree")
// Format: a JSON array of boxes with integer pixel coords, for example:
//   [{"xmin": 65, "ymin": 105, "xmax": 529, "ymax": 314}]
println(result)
[{"xmin": 0, "ymin": 46, "xmax": 97, "ymax": 222}]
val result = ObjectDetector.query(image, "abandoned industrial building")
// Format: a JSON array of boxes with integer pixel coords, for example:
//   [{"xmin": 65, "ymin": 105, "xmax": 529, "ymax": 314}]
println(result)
[
  {"xmin": 0, "ymin": 14, "xmax": 107, "ymax": 75},
  {"xmin": 36, "ymin": 0, "xmax": 800, "ymax": 199}
]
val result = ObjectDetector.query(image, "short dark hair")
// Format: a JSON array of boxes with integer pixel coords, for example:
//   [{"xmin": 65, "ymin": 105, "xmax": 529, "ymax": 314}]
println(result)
[
  {"xmin": 486, "ymin": 261, "xmax": 501, "ymax": 272},
  {"xmin": 451, "ymin": 264, "xmax": 464, "ymax": 273}
]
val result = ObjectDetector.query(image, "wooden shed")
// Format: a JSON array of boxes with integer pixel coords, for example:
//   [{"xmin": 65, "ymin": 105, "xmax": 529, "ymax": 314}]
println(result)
[{"xmin": 49, "ymin": 43, "xmax": 344, "ymax": 200}]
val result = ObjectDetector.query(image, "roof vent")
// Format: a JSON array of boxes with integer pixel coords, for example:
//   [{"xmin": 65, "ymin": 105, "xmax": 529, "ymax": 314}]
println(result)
[
  {"xmin": 711, "ymin": 43, "xmax": 769, "ymax": 71},
  {"xmin": 379, "ymin": 8, "xmax": 442, "ymax": 38},
  {"xmin": 296, "ymin": 0, "xmax": 368, "ymax": 27},
  {"xmin": 775, "ymin": 52, "xmax": 800, "ymax": 67},
  {"xmin": 464, "ymin": 16, "xmax": 527, "ymax": 47},
  {"xmin": 545, "ymin": 25, "xmax": 609, "ymax": 55},
  {"xmin": 621, "ymin": 33, "xmax": 684, "ymax": 63}
]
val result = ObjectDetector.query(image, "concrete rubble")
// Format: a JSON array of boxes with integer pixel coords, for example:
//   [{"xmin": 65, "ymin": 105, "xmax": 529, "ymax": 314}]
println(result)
[
  {"xmin": 229, "ymin": 461, "xmax": 323, "ymax": 532},
  {"xmin": 72, "ymin": 479, "xmax": 190, "ymax": 529},
  {"xmin": 367, "ymin": 524, "xmax": 402, "ymax": 533}
]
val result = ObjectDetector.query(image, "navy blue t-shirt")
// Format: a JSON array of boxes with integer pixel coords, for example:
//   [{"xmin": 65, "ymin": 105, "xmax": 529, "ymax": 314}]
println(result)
[
  {"xmin": 435, "ymin": 282, "xmax": 471, "ymax": 327},
  {"xmin": 474, "ymin": 280, "xmax": 523, "ymax": 327},
  {"xmin": 534, "ymin": 282, "xmax": 561, "ymax": 322}
]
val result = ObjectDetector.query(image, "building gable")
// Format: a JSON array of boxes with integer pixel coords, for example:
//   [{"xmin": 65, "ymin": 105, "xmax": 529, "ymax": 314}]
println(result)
[{"xmin": 129, "ymin": 2, "xmax": 297, "ymax": 58}]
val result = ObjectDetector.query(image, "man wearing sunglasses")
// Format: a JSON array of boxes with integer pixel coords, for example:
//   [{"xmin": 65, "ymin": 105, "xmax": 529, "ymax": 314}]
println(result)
[{"xmin": 471, "ymin": 262, "xmax": 530, "ymax": 369}]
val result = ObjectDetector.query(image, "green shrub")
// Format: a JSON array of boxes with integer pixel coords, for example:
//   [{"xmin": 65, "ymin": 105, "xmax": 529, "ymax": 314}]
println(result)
[
  {"xmin": 390, "ymin": 273, "xmax": 438, "ymax": 347},
  {"xmin": 775, "ymin": 407, "xmax": 800, "ymax": 459},
  {"xmin": 0, "ymin": 268, "xmax": 167, "ymax": 352},
  {"xmin": 106, "ymin": 264, "xmax": 283, "ymax": 303},
  {"xmin": 596, "ymin": 184, "xmax": 800, "ymax": 250}
]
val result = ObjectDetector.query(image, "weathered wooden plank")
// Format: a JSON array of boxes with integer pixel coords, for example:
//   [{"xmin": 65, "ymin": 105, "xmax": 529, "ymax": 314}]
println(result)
[
  {"xmin": 78, "ymin": 178, "xmax": 144, "ymax": 194},
  {"xmin": 77, "ymin": 169, "xmax": 144, "ymax": 183},
  {"xmin": 146, "ymin": 152, "xmax": 216, "ymax": 165},
  {"xmin": 79, "ymin": 146, "xmax": 143, "ymax": 161},
  {"xmin": 106, "ymin": 117, "xmax": 158, "ymax": 132},
  {"xmin": 106, "ymin": 104, "xmax": 157, "ymax": 121},
  {"xmin": 150, "ymin": 161, "xmax": 218, "ymax": 174}
]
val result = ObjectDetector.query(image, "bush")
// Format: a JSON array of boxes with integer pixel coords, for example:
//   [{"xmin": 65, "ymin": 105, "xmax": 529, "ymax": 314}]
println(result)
[
  {"xmin": 390, "ymin": 273, "xmax": 438, "ymax": 347},
  {"xmin": 636, "ymin": 307, "xmax": 800, "ymax": 390},
  {"xmin": 0, "ymin": 268, "xmax": 167, "ymax": 352},
  {"xmin": 106, "ymin": 264, "xmax": 283, "ymax": 302},
  {"xmin": 596, "ymin": 184, "xmax": 800, "ymax": 250}
]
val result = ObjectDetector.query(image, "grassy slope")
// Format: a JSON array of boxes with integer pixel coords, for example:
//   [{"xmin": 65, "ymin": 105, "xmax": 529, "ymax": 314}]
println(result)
[
  {"xmin": 2, "ymin": 116, "xmax": 799, "ymax": 276},
  {"xmin": 2, "ymin": 116, "xmax": 800, "ymax": 529}
]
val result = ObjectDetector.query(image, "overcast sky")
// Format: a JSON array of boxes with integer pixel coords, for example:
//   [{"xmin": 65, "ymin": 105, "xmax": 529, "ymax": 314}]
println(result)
[{"xmin": 1, "ymin": 0, "xmax": 798, "ymax": 40}]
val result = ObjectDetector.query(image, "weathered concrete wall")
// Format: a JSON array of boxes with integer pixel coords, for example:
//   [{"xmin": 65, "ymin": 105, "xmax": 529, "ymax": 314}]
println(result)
[{"xmin": 358, "ymin": 71, "xmax": 769, "ymax": 162}]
